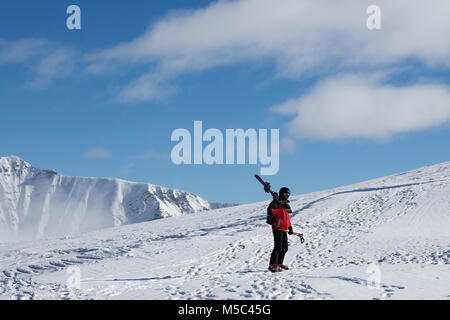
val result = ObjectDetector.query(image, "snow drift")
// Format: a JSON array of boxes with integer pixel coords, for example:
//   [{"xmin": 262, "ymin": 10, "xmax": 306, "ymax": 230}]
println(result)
[{"xmin": 0, "ymin": 156, "xmax": 229, "ymax": 241}]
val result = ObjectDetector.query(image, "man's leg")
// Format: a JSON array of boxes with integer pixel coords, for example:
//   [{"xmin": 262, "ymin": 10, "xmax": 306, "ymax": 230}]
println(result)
[
  {"xmin": 269, "ymin": 229, "xmax": 283, "ymax": 266},
  {"xmin": 277, "ymin": 231, "xmax": 289, "ymax": 266}
]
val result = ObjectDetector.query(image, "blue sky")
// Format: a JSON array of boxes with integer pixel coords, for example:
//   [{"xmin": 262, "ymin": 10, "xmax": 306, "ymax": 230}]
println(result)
[{"xmin": 1, "ymin": 0, "xmax": 450, "ymax": 204}]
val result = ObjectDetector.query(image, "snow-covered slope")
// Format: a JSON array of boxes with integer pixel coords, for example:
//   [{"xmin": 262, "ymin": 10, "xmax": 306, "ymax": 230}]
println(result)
[
  {"xmin": 0, "ymin": 156, "xmax": 228, "ymax": 241},
  {"xmin": 0, "ymin": 161, "xmax": 449, "ymax": 300}
]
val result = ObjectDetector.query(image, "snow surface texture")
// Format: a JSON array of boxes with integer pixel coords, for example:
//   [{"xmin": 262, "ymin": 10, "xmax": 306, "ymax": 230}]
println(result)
[
  {"xmin": 0, "ymin": 156, "xmax": 229, "ymax": 242},
  {"xmin": 0, "ymin": 160, "xmax": 449, "ymax": 299}
]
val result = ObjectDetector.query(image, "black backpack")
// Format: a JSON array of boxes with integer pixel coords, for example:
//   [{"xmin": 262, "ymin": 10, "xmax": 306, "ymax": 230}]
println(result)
[{"xmin": 266, "ymin": 203, "xmax": 274, "ymax": 225}]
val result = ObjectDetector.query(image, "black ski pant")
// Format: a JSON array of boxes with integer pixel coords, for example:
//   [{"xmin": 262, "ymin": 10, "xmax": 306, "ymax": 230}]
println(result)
[{"xmin": 269, "ymin": 228, "xmax": 288, "ymax": 266}]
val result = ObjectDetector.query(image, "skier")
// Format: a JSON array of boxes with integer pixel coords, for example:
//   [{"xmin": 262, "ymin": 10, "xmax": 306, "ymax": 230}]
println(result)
[
  {"xmin": 267, "ymin": 187, "xmax": 294, "ymax": 272},
  {"xmin": 254, "ymin": 174, "xmax": 304, "ymax": 273}
]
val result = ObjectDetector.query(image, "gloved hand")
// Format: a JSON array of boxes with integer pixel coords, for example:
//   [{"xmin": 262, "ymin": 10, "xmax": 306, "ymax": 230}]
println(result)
[{"xmin": 288, "ymin": 226, "xmax": 293, "ymax": 235}]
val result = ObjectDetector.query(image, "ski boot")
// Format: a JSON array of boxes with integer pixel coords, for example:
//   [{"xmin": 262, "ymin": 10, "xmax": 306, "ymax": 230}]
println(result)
[{"xmin": 268, "ymin": 265, "xmax": 282, "ymax": 273}]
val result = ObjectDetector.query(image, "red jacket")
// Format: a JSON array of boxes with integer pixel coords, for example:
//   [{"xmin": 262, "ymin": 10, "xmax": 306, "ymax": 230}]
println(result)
[{"xmin": 271, "ymin": 204, "xmax": 292, "ymax": 231}]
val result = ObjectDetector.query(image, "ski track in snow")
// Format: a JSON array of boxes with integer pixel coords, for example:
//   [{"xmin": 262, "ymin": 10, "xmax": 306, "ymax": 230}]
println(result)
[{"xmin": 0, "ymin": 162, "xmax": 449, "ymax": 299}]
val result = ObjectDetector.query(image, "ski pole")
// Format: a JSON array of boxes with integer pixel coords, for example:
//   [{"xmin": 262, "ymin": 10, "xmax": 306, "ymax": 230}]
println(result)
[{"xmin": 293, "ymin": 232, "xmax": 305, "ymax": 244}]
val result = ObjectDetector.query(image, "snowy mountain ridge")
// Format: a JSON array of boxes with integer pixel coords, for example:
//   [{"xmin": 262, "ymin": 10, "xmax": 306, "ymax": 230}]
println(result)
[{"xmin": 0, "ymin": 156, "xmax": 228, "ymax": 242}]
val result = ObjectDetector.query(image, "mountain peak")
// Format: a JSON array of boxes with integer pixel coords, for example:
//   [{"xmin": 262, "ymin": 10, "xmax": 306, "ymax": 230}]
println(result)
[
  {"xmin": 0, "ymin": 155, "xmax": 34, "ymax": 174},
  {"xmin": 1, "ymin": 155, "xmax": 27, "ymax": 164},
  {"xmin": 0, "ymin": 157, "xmax": 229, "ymax": 241}
]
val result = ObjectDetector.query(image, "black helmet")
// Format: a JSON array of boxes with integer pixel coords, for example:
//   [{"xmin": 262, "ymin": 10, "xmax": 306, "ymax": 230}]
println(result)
[{"xmin": 279, "ymin": 187, "xmax": 291, "ymax": 199}]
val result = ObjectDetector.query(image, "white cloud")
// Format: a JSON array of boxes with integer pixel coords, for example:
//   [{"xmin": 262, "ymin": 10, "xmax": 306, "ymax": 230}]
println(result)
[
  {"xmin": 0, "ymin": 38, "xmax": 46, "ymax": 64},
  {"xmin": 271, "ymin": 75, "xmax": 450, "ymax": 141},
  {"xmin": 83, "ymin": 148, "xmax": 111, "ymax": 159},
  {"xmin": 85, "ymin": 0, "xmax": 450, "ymax": 102},
  {"xmin": 27, "ymin": 47, "xmax": 75, "ymax": 89},
  {"xmin": 117, "ymin": 73, "xmax": 176, "ymax": 103},
  {"xmin": 0, "ymin": 38, "xmax": 75, "ymax": 89},
  {"xmin": 4, "ymin": 1, "xmax": 450, "ymax": 103}
]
